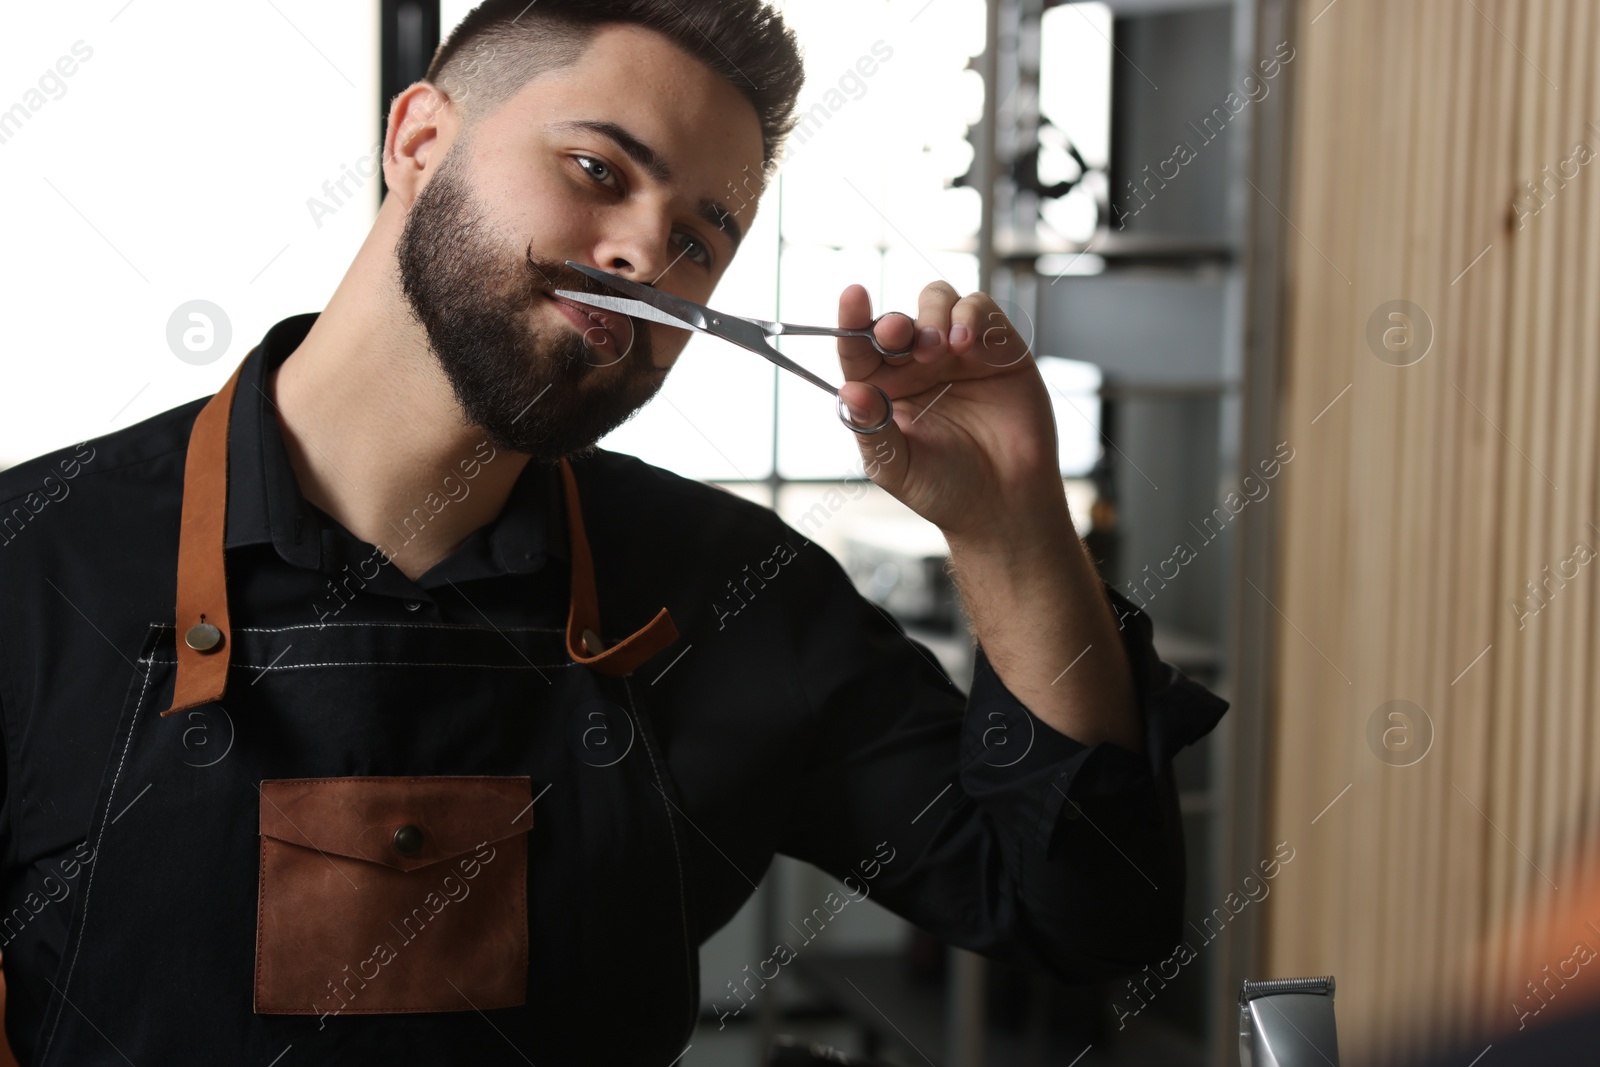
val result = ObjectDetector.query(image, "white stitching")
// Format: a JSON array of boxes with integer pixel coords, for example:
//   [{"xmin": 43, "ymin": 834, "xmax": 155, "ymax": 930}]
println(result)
[
  {"xmin": 136, "ymin": 659, "xmax": 576, "ymax": 671},
  {"xmin": 38, "ymin": 630, "xmax": 157, "ymax": 1063},
  {"xmin": 52, "ymin": 622, "xmax": 577, "ymax": 1057},
  {"xmin": 148, "ymin": 622, "xmax": 567, "ymax": 635}
]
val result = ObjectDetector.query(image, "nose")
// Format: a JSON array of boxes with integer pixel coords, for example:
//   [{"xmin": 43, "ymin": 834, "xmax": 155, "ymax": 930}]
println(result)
[{"xmin": 590, "ymin": 205, "xmax": 676, "ymax": 283}]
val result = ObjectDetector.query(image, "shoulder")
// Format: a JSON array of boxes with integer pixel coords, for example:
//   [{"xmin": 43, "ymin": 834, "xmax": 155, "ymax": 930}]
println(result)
[
  {"xmin": 0, "ymin": 394, "xmax": 207, "ymax": 514},
  {"xmin": 0, "ymin": 394, "xmax": 210, "ymax": 724},
  {"xmin": 0, "ymin": 395, "xmax": 209, "ymax": 587}
]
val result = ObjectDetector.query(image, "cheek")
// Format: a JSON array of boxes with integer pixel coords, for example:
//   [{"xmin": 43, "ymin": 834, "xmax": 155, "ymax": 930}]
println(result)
[{"xmin": 491, "ymin": 161, "xmax": 592, "ymax": 248}]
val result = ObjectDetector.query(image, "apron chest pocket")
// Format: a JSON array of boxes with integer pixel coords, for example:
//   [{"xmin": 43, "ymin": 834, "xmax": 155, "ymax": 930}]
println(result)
[{"xmin": 254, "ymin": 775, "xmax": 533, "ymax": 1016}]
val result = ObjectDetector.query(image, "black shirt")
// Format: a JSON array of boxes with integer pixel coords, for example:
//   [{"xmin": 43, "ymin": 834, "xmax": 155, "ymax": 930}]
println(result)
[{"xmin": 0, "ymin": 312, "xmax": 1227, "ymax": 1054}]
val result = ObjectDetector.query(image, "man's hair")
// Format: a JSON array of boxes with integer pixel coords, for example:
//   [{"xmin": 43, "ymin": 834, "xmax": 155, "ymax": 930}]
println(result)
[{"xmin": 424, "ymin": 0, "xmax": 805, "ymax": 176}]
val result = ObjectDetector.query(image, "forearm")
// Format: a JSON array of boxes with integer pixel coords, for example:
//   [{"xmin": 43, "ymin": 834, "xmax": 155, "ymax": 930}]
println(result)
[{"xmin": 945, "ymin": 484, "xmax": 1142, "ymax": 754}]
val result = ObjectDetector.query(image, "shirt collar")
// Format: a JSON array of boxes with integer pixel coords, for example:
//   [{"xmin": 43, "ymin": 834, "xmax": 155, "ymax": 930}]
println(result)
[{"xmin": 223, "ymin": 312, "xmax": 566, "ymax": 579}]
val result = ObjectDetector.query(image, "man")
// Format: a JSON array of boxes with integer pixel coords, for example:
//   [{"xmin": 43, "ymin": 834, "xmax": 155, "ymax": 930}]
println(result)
[{"xmin": 0, "ymin": 1, "xmax": 1227, "ymax": 1062}]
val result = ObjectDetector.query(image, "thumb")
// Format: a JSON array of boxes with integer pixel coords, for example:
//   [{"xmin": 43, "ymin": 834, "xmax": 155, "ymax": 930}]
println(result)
[{"xmin": 837, "ymin": 381, "xmax": 907, "ymax": 493}]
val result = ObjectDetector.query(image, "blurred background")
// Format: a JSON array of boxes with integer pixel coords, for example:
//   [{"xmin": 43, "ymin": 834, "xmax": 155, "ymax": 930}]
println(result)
[{"xmin": 2, "ymin": 0, "xmax": 1595, "ymax": 1064}]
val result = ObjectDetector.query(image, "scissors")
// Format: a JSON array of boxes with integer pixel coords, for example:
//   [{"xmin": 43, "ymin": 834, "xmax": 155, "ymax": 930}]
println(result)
[{"xmin": 556, "ymin": 260, "xmax": 909, "ymax": 434}]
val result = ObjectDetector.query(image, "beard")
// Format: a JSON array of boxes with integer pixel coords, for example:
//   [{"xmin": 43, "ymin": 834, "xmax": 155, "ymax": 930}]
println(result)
[{"xmin": 395, "ymin": 140, "xmax": 666, "ymax": 462}]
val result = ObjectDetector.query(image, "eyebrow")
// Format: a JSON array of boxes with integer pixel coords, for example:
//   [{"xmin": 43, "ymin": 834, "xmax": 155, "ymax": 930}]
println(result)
[{"xmin": 548, "ymin": 118, "xmax": 745, "ymax": 255}]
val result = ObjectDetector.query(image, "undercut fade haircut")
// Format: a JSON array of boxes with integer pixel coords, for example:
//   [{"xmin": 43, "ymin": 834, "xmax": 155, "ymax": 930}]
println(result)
[{"xmin": 423, "ymin": 0, "xmax": 805, "ymax": 176}]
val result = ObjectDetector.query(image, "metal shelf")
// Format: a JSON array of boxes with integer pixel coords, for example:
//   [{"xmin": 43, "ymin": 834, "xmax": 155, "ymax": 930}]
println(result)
[{"xmin": 998, "ymin": 229, "xmax": 1237, "ymax": 266}]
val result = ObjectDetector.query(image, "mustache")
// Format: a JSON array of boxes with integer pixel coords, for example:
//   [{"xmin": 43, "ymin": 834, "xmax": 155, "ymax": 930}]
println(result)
[
  {"xmin": 523, "ymin": 246, "xmax": 651, "ymax": 367},
  {"xmin": 523, "ymin": 248, "xmax": 619, "ymax": 302}
]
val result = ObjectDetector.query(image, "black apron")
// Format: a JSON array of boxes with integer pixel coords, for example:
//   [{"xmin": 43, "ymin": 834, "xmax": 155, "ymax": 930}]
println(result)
[{"xmin": 32, "ymin": 358, "xmax": 699, "ymax": 1064}]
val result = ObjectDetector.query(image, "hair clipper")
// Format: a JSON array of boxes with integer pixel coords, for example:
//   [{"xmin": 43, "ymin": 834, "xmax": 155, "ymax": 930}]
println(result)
[{"xmin": 1239, "ymin": 976, "xmax": 1339, "ymax": 1067}]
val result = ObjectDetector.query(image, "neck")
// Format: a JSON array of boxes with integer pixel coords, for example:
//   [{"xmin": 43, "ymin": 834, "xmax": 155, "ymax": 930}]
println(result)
[{"xmin": 266, "ymin": 199, "xmax": 531, "ymax": 582}]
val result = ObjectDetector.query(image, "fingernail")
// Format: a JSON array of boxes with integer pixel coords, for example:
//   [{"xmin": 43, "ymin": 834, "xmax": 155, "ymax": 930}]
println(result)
[
  {"xmin": 918, "ymin": 326, "xmax": 940, "ymax": 349},
  {"xmin": 950, "ymin": 323, "xmax": 970, "ymax": 345}
]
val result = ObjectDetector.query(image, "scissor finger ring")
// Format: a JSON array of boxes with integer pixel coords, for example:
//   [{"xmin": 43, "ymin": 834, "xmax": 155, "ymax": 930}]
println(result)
[
  {"xmin": 867, "ymin": 313, "xmax": 917, "ymax": 359},
  {"xmin": 836, "ymin": 384, "xmax": 895, "ymax": 435}
]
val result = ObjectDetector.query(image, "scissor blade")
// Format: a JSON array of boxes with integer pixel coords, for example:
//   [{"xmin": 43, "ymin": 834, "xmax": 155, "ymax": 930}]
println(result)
[
  {"xmin": 564, "ymin": 260, "xmax": 714, "ymax": 331},
  {"xmin": 552, "ymin": 290, "xmax": 699, "ymax": 333},
  {"xmin": 561, "ymin": 261, "xmax": 817, "ymax": 392}
]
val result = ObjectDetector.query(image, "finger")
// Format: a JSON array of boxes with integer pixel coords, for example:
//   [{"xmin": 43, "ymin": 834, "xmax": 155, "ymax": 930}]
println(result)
[
  {"xmin": 913, "ymin": 281, "xmax": 961, "ymax": 365},
  {"xmin": 837, "ymin": 380, "xmax": 908, "ymax": 495},
  {"xmin": 952, "ymin": 292, "xmax": 1028, "ymax": 368},
  {"xmin": 837, "ymin": 284, "xmax": 881, "ymax": 380},
  {"xmin": 874, "ymin": 311, "xmax": 916, "ymax": 364},
  {"xmin": 848, "ymin": 350, "xmax": 986, "ymax": 399},
  {"xmin": 949, "ymin": 295, "xmax": 979, "ymax": 360}
]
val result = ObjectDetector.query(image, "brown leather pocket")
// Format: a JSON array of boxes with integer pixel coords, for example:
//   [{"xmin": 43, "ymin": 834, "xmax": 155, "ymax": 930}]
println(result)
[{"xmin": 254, "ymin": 776, "xmax": 532, "ymax": 1016}]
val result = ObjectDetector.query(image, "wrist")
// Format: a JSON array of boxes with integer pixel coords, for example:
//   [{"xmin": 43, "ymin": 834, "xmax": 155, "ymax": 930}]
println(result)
[{"xmin": 944, "ymin": 485, "xmax": 1076, "ymax": 570}]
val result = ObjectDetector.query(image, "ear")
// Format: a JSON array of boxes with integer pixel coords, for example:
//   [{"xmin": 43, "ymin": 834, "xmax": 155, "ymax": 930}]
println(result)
[{"xmin": 382, "ymin": 82, "xmax": 456, "ymax": 208}]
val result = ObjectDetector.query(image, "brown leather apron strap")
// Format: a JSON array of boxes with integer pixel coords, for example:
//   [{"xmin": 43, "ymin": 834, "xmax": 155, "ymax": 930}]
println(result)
[
  {"xmin": 558, "ymin": 460, "xmax": 679, "ymax": 676},
  {"xmin": 160, "ymin": 357, "xmax": 679, "ymax": 717},
  {"xmin": 161, "ymin": 361, "xmax": 247, "ymax": 717}
]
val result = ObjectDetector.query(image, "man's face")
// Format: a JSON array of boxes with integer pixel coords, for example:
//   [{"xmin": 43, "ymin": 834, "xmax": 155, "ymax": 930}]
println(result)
[{"xmin": 396, "ymin": 23, "xmax": 767, "ymax": 462}]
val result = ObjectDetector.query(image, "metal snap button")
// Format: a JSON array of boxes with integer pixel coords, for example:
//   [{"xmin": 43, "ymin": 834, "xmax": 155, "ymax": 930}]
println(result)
[
  {"xmin": 404, "ymin": 600, "xmax": 422, "ymax": 612},
  {"xmin": 393, "ymin": 824, "xmax": 424, "ymax": 856},
  {"xmin": 580, "ymin": 628, "xmax": 606, "ymax": 655},
  {"xmin": 184, "ymin": 623, "xmax": 223, "ymax": 652}
]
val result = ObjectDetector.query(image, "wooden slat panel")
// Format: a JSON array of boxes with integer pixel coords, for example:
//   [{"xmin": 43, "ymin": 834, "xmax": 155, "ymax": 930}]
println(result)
[{"xmin": 1264, "ymin": 0, "xmax": 1599, "ymax": 1059}]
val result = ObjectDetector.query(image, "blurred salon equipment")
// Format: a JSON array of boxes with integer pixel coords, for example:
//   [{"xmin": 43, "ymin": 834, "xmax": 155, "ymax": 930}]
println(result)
[
  {"xmin": 698, "ymin": 0, "xmax": 1263, "ymax": 1061},
  {"xmin": 765, "ymin": 1035, "xmax": 896, "ymax": 1067},
  {"xmin": 841, "ymin": 518, "xmax": 959, "ymax": 631},
  {"xmin": 1238, "ymin": 977, "xmax": 1338, "ymax": 1067}
]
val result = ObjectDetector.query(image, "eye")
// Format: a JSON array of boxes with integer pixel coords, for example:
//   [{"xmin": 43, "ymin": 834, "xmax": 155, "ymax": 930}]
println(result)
[
  {"xmin": 574, "ymin": 154, "xmax": 620, "ymax": 191},
  {"xmin": 574, "ymin": 154, "xmax": 713, "ymax": 269},
  {"xmin": 674, "ymin": 231, "xmax": 713, "ymax": 269}
]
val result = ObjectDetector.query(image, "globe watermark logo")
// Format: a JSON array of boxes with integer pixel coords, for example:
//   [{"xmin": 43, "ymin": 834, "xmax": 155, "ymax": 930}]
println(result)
[
  {"xmin": 977, "ymin": 293, "xmax": 1036, "ymax": 369},
  {"xmin": 1365, "ymin": 300, "xmax": 1433, "ymax": 367},
  {"xmin": 166, "ymin": 300, "xmax": 232, "ymax": 366},
  {"xmin": 567, "ymin": 697, "xmax": 636, "ymax": 768},
  {"xmin": 1366, "ymin": 700, "xmax": 1433, "ymax": 767},
  {"xmin": 178, "ymin": 704, "xmax": 235, "ymax": 768},
  {"xmin": 977, "ymin": 701, "xmax": 1036, "ymax": 768}
]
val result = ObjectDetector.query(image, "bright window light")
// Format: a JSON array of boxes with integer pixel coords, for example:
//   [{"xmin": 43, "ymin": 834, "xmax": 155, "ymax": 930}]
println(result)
[
  {"xmin": 0, "ymin": 2, "xmax": 378, "ymax": 469},
  {"xmin": 4, "ymin": 3, "xmax": 1108, "ymax": 491}
]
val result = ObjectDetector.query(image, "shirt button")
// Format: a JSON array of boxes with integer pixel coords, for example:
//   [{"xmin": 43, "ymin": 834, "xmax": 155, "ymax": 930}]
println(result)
[{"xmin": 404, "ymin": 600, "xmax": 422, "ymax": 612}]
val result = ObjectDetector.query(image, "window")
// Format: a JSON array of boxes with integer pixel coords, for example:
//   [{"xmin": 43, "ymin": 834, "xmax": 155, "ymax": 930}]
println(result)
[{"xmin": 0, "ymin": 2, "xmax": 379, "ymax": 467}]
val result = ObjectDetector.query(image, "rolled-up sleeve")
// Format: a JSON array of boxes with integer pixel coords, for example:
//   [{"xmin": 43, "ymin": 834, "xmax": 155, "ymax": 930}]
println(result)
[
  {"xmin": 774, "ymin": 538, "xmax": 1229, "ymax": 985},
  {"xmin": 959, "ymin": 583, "xmax": 1230, "ymax": 976}
]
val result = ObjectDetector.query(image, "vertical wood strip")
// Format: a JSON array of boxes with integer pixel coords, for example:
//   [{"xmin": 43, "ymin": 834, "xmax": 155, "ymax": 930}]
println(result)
[{"xmin": 1264, "ymin": 0, "xmax": 1599, "ymax": 1058}]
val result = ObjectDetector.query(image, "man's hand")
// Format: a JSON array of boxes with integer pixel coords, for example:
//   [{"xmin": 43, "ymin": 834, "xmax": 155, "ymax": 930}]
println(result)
[
  {"xmin": 835, "ymin": 281, "xmax": 1061, "ymax": 541},
  {"xmin": 836, "ymin": 281, "xmax": 1142, "ymax": 754}
]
